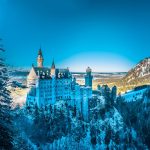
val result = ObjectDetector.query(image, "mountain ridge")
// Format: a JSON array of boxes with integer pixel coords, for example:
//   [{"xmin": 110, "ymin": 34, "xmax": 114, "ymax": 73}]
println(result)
[{"xmin": 123, "ymin": 57, "xmax": 150, "ymax": 83}]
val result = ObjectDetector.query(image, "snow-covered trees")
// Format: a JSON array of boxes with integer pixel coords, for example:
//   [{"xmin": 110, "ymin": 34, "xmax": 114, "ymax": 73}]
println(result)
[
  {"xmin": 0, "ymin": 39, "xmax": 32, "ymax": 149},
  {"xmin": 0, "ymin": 39, "xmax": 13, "ymax": 149},
  {"xmin": 116, "ymin": 89, "xmax": 150, "ymax": 149}
]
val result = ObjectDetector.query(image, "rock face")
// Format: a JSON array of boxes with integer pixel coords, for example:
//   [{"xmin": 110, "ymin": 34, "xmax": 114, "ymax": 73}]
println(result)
[{"xmin": 123, "ymin": 57, "xmax": 150, "ymax": 83}]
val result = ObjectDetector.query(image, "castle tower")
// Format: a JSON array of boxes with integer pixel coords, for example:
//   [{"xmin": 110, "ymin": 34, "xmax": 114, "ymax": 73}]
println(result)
[
  {"xmin": 51, "ymin": 59, "xmax": 56, "ymax": 76},
  {"xmin": 85, "ymin": 67, "xmax": 93, "ymax": 88},
  {"xmin": 37, "ymin": 48, "xmax": 44, "ymax": 67}
]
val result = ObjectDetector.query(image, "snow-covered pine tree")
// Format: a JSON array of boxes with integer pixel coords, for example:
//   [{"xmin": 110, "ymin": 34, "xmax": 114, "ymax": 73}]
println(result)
[{"xmin": 0, "ymin": 39, "xmax": 13, "ymax": 149}]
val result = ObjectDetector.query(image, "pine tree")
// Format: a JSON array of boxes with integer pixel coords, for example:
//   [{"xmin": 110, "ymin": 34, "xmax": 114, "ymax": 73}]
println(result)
[
  {"xmin": 0, "ymin": 39, "xmax": 13, "ymax": 149},
  {"xmin": 111, "ymin": 86, "xmax": 117, "ymax": 105},
  {"xmin": 72, "ymin": 105, "xmax": 76, "ymax": 118},
  {"xmin": 105, "ymin": 125, "xmax": 112, "ymax": 148},
  {"xmin": 33, "ymin": 104, "xmax": 39, "ymax": 124}
]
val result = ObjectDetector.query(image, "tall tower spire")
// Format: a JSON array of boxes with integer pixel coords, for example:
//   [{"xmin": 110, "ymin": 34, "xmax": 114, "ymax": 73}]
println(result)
[
  {"xmin": 51, "ymin": 59, "xmax": 56, "ymax": 76},
  {"xmin": 37, "ymin": 47, "xmax": 44, "ymax": 67},
  {"xmin": 51, "ymin": 58, "xmax": 55, "ymax": 69}
]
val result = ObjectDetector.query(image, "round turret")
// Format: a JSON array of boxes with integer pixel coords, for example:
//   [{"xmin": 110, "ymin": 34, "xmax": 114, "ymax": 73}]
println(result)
[{"xmin": 86, "ymin": 67, "xmax": 92, "ymax": 73}]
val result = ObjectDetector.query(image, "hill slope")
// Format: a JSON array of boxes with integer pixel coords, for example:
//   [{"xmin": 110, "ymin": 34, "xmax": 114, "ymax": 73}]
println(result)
[
  {"xmin": 116, "ymin": 58, "xmax": 150, "ymax": 93},
  {"xmin": 124, "ymin": 57, "xmax": 150, "ymax": 83}
]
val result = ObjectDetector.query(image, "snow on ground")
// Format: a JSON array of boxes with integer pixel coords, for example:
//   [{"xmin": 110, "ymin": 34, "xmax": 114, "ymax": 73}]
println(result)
[
  {"xmin": 98, "ymin": 96, "xmax": 105, "ymax": 105},
  {"xmin": 121, "ymin": 89, "xmax": 146, "ymax": 102},
  {"xmin": 107, "ymin": 108, "xmax": 123, "ymax": 131}
]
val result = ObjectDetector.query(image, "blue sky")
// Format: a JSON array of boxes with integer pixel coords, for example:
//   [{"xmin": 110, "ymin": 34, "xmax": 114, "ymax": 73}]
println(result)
[{"xmin": 0, "ymin": 0, "xmax": 150, "ymax": 72}]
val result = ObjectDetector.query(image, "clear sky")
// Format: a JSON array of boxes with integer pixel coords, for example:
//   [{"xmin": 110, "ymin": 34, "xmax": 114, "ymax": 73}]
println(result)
[{"xmin": 0, "ymin": 0, "xmax": 150, "ymax": 72}]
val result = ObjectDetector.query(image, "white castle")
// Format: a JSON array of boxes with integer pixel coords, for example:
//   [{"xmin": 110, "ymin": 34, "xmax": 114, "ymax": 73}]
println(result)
[{"xmin": 26, "ymin": 48, "xmax": 93, "ymax": 121}]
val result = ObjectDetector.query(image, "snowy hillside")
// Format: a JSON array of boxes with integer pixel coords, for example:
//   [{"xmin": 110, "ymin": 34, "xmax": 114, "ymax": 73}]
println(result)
[
  {"xmin": 122, "ymin": 88, "xmax": 147, "ymax": 102},
  {"xmin": 115, "ymin": 57, "xmax": 150, "ymax": 93},
  {"xmin": 124, "ymin": 57, "xmax": 150, "ymax": 83},
  {"xmin": 16, "ymin": 98, "xmax": 146, "ymax": 150},
  {"xmin": 116, "ymin": 86, "xmax": 150, "ymax": 149}
]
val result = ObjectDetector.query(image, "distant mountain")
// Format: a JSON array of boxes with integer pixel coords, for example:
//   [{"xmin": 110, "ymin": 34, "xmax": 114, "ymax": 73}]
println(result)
[
  {"xmin": 114, "ymin": 58, "xmax": 150, "ymax": 93},
  {"xmin": 123, "ymin": 57, "xmax": 150, "ymax": 83}
]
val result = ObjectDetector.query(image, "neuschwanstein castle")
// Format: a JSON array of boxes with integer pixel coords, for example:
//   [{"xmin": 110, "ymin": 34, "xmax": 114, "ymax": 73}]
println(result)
[{"xmin": 26, "ymin": 48, "xmax": 93, "ymax": 121}]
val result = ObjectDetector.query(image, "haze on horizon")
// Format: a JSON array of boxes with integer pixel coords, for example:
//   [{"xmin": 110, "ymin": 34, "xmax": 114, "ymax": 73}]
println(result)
[{"xmin": 0, "ymin": 0, "xmax": 150, "ymax": 72}]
